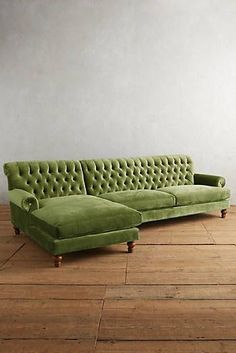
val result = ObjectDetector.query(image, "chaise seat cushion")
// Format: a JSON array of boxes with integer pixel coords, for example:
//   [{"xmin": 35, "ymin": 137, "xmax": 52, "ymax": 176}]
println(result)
[
  {"xmin": 158, "ymin": 185, "xmax": 230, "ymax": 206},
  {"xmin": 99, "ymin": 190, "xmax": 175, "ymax": 211},
  {"xmin": 30, "ymin": 195, "xmax": 141, "ymax": 239}
]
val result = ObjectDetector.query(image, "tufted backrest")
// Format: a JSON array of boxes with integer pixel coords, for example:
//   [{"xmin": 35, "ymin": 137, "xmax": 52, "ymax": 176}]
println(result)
[
  {"xmin": 4, "ymin": 160, "xmax": 86, "ymax": 199},
  {"xmin": 81, "ymin": 155, "xmax": 194, "ymax": 196}
]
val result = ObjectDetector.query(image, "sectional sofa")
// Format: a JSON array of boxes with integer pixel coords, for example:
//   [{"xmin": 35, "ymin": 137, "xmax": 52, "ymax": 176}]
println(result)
[{"xmin": 4, "ymin": 155, "xmax": 230, "ymax": 266}]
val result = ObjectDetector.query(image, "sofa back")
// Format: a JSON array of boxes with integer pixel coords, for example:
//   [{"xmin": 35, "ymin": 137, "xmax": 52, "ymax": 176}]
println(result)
[
  {"xmin": 4, "ymin": 160, "xmax": 86, "ymax": 199},
  {"xmin": 81, "ymin": 155, "xmax": 194, "ymax": 196}
]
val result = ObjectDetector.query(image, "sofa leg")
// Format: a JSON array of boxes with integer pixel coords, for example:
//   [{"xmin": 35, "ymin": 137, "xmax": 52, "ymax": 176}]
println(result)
[
  {"xmin": 221, "ymin": 209, "xmax": 227, "ymax": 218},
  {"xmin": 13, "ymin": 226, "xmax": 20, "ymax": 235},
  {"xmin": 54, "ymin": 255, "xmax": 63, "ymax": 267},
  {"xmin": 127, "ymin": 241, "xmax": 135, "ymax": 253}
]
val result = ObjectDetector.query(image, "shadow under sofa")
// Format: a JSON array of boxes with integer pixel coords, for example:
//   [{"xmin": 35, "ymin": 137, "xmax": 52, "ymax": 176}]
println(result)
[{"xmin": 4, "ymin": 155, "xmax": 230, "ymax": 267}]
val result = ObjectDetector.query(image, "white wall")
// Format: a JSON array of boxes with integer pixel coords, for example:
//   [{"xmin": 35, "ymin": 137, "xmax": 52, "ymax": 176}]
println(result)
[{"xmin": 1, "ymin": 0, "xmax": 236, "ymax": 203}]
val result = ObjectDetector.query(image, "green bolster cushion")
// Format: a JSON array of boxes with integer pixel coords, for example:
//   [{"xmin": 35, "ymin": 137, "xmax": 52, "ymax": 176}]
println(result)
[
  {"xmin": 8, "ymin": 189, "xmax": 39, "ymax": 212},
  {"xmin": 194, "ymin": 173, "xmax": 226, "ymax": 187}
]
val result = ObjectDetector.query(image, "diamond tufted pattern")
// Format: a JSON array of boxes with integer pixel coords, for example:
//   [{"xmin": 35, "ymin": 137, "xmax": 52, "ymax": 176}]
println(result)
[
  {"xmin": 81, "ymin": 155, "xmax": 194, "ymax": 196},
  {"xmin": 4, "ymin": 160, "xmax": 86, "ymax": 199}
]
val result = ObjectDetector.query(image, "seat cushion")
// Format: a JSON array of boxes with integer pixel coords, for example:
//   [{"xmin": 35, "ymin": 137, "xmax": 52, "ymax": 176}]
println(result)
[
  {"xmin": 99, "ymin": 190, "xmax": 175, "ymax": 211},
  {"xmin": 31, "ymin": 195, "xmax": 141, "ymax": 239},
  {"xmin": 158, "ymin": 185, "xmax": 230, "ymax": 206}
]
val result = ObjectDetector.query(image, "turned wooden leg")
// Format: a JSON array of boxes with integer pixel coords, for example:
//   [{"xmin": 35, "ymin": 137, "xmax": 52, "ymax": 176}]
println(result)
[
  {"xmin": 127, "ymin": 241, "xmax": 135, "ymax": 253},
  {"xmin": 54, "ymin": 255, "xmax": 63, "ymax": 267},
  {"xmin": 13, "ymin": 226, "xmax": 20, "ymax": 235},
  {"xmin": 221, "ymin": 209, "xmax": 227, "ymax": 218}
]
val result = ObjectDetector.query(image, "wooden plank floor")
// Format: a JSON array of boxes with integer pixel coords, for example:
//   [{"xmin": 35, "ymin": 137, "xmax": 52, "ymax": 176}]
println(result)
[{"xmin": 1, "ymin": 206, "xmax": 236, "ymax": 352}]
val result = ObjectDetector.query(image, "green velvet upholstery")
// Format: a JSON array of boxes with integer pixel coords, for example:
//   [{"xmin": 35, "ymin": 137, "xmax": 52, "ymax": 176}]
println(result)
[
  {"xmin": 99, "ymin": 190, "xmax": 175, "ymax": 211},
  {"xmin": 31, "ymin": 195, "xmax": 141, "ymax": 239},
  {"xmin": 3, "ymin": 155, "xmax": 231, "ymax": 265},
  {"xmin": 194, "ymin": 173, "xmax": 226, "ymax": 187},
  {"xmin": 4, "ymin": 160, "xmax": 86, "ymax": 199},
  {"xmin": 9, "ymin": 202, "xmax": 30, "ymax": 234},
  {"xmin": 7, "ymin": 201, "xmax": 139, "ymax": 256},
  {"xmin": 27, "ymin": 226, "xmax": 139, "ymax": 255},
  {"xmin": 8, "ymin": 189, "xmax": 39, "ymax": 212},
  {"xmin": 81, "ymin": 155, "xmax": 193, "ymax": 196},
  {"xmin": 159, "ymin": 185, "xmax": 230, "ymax": 206},
  {"xmin": 141, "ymin": 200, "xmax": 230, "ymax": 223}
]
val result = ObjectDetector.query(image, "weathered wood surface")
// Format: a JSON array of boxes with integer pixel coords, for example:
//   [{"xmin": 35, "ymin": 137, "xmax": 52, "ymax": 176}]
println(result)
[
  {"xmin": 106, "ymin": 284, "xmax": 236, "ymax": 300},
  {"xmin": 99, "ymin": 299, "xmax": 236, "ymax": 340},
  {"xmin": 96, "ymin": 341, "xmax": 236, "ymax": 353},
  {"xmin": 1, "ymin": 205, "xmax": 236, "ymax": 352},
  {"xmin": 0, "ymin": 340, "xmax": 95, "ymax": 353},
  {"xmin": 0, "ymin": 284, "xmax": 106, "ymax": 300},
  {"xmin": 0, "ymin": 299, "xmax": 102, "ymax": 339}
]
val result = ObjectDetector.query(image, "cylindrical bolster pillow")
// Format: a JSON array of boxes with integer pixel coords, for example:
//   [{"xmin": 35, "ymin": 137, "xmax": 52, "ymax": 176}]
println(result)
[
  {"xmin": 8, "ymin": 189, "xmax": 39, "ymax": 212},
  {"xmin": 194, "ymin": 173, "xmax": 226, "ymax": 188}
]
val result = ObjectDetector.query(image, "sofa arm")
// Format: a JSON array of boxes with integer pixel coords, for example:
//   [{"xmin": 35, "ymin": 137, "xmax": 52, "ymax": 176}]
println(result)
[
  {"xmin": 194, "ymin": 173, "xmax": 226, "ymax": 188},
  {"xmin": 8, "ymin": 189, "xmax": 39, "ymax": 212}
]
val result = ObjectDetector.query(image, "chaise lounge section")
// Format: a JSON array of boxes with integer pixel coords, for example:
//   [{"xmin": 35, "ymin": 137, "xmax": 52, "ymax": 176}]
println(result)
[
  {"xmin": 4, "ymin": 155, "xmax": 230, "ymax": 266},
  {"xmin": 4, "ymin": 160, "xmax": 141, "ymax": 267}
]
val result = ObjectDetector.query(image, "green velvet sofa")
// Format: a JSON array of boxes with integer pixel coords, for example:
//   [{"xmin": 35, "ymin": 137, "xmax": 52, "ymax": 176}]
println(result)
[{"xmin": 4, "ymin": 155, "xmax": 230, "ymax": 267}]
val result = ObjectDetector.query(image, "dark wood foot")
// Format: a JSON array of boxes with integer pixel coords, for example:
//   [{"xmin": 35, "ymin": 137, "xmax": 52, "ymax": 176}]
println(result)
[
  {"xmin": 13, "ymin": 226, "xmax": 20, "ymax": 235},
  {"xmin": 221, "ymin": 209, "xmax": 227, "ymax": 218},
  {"xmin": 54, "ymin": 255, "xmax": 63, "ymax": 267},
  {"xmin": 127, "ymin": 241, "xmax": 135, "ymax": 253}
]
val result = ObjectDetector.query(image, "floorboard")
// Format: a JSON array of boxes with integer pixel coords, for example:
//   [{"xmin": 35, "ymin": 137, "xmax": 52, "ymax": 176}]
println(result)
[
  {"xmin": 105, "ymin": 284, "xmax": 236, "ymax": 300},
  {"xmin": 99, "ymin": 299, "xmax": 236, "ymax": 340},
  {"xmin": 0, "ymin": 340, "xmax": 95, "ymax": 353},
  {"xmin": 0, "ymin": 299, "xmax": 102, "ymax": 339},
  {"xmin": 96, "ymin": 341, "xmax": 236, "ymax": 353}
]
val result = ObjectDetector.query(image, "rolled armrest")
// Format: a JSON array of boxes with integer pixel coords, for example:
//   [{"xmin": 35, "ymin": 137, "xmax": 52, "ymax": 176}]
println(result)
[
  {"xmin": 8, "ymin": 189, "xmax": 39, "ymax": 212},
  {"xmin": 194, "ymin": 173, "xmax": 226, "ymax": 188}
]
